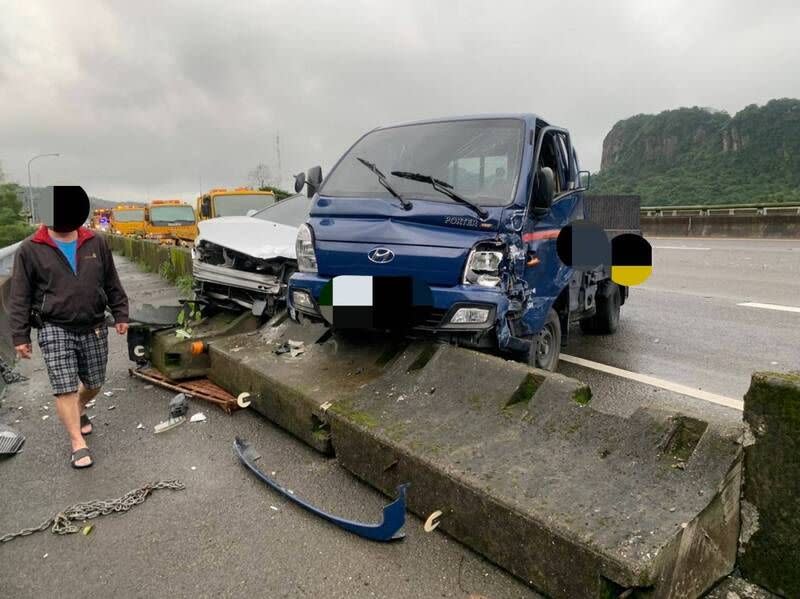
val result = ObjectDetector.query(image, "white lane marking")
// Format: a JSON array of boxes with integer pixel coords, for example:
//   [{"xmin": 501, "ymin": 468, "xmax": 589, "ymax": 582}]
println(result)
[
  {"xmin": 737, "ymin": 302, "xmax": 800, "ymax": 314},
  {"xmin": 559, "ymin": 354, "xmax": 743, "ymax": 411},
  {"xmin": 652, "ymin": 245, "xmax": 710, "ymax": 250}
]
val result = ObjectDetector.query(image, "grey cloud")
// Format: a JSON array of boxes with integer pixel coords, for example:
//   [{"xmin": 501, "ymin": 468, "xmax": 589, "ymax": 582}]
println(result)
[{"xmin": 1, "ymin": 0, "xmax": 799, "ymax": 202}]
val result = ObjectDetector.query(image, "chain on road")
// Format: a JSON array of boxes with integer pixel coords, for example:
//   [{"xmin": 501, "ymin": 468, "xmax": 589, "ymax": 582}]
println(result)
[{"xmin": 0, "ymin": 480, "xmax": 185, "ymax": 544}]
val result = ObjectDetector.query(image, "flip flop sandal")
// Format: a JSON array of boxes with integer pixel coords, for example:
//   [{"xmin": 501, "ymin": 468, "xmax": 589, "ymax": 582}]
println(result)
[
  {"xmin": 71, "ymin": 447, "xmax": 93, "ymax": 469},
  {"xmin": 80, "ymin": 413, "xmax": 93, "ymax": 435}
]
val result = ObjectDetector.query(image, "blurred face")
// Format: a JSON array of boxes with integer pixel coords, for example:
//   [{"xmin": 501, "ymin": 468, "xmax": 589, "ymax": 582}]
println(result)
[{"xmin": 48, "ymin": 186, "xmax": 90, "ymax": 232}]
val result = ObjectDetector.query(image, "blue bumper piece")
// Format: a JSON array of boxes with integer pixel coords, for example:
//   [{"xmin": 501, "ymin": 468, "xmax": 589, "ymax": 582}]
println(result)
[{"xmin": 233, "ymin": 437, "xmax": 407, "ymax": 542}]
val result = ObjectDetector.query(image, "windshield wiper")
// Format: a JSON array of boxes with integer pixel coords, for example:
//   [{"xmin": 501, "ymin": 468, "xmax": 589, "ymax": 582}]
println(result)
[
  {"xmin": 356, "ymin": 157, "xmax": 413, "ymax": 211},
  {"xmin": 390, "ymin": 171, "xmax": 489, "ymax": 220}
]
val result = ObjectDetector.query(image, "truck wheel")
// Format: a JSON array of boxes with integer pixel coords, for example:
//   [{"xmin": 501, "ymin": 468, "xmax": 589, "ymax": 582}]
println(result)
[
  {"xmin": 528, "ymin": 308, "xmax": 561, "ymax": 371},
  {"xmin": 580, "ymin": 282, "xmax": 620, "ymax": 335}
]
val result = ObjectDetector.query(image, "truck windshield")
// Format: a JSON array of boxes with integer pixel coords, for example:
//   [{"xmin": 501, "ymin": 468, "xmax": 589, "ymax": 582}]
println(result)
[
  {"xmin": 214, "ymin": 193, "xmax": 275, "ymax": 217},
  {"xmin": 320, "ymin": 118, "xmax": 524, "ymax": 207},
  {"xmin": 113, "ymin": 209, "xmax": 144, "ymax": 222},
  {"xmin": 150, "ymin": 206, "xmax": 195, "ymax": 224}
]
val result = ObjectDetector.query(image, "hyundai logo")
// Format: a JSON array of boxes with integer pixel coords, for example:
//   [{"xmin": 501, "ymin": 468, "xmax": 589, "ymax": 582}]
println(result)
[{"xmin": 368, "ymin": 247, "xmax": 395, "ymax": 263}]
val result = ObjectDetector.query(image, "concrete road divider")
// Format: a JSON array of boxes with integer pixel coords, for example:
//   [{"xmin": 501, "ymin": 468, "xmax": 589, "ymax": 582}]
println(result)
[
  {"xmin": 739, "ymin": 371, "xmax": 800, "ymax": 598},
  {"xmin": 209, "ymin": 320, "xmax": 742, "ymax": 598}
]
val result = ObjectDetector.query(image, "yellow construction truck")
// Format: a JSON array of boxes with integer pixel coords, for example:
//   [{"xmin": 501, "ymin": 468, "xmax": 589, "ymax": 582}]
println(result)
[
  {"xmin": 196, "ymin": 187, "xmax": 276, "ymax": 221},
  {"xmin": 145, "ymin": 199, "xmax": 198, "ymax": 244},
  {"xmin": 111, "ymin": 204, "xmax": 146, "ymax": 236}
]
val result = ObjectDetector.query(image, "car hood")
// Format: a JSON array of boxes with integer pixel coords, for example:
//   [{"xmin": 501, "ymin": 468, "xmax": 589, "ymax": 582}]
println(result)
[{"xmin": 197, "ymin": 216, "xmax": 297, "ymax": 260}]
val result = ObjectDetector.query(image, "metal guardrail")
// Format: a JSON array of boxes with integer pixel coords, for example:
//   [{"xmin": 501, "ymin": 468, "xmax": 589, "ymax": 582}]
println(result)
[
  {"xmin": 641, "ymin": 203, "xmax": 800, "ymax": 217},
  {"xmin": 0, "ymin": 241, "xmax": 22, "ymax": 277}
]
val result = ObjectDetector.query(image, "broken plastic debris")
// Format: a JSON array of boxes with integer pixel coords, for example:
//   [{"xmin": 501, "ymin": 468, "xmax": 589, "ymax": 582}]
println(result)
[
  {"xmin": 41, "ymin": 415, "xmax": 49, "ymax": 420},
  {"xmin": 136, "ymin": 423, "xmax": 144, "ymax": 430},
  {"xmin": 107, "ymin": 405, "xmax": 116, "ymax": 411},
  {"xmin": 82, "ymin": 525, "xmax": 93, "ymax": 536},
  {"xmin": 85, "ymin": 400, "xmax": 96, "ymax": 409},
  {"xmin": 237, "ymin": 392, "xmax": 251, "ymax": 408},
  {"xmin": 103, "ymin": 391, "xmax": 114, "ymax": 397},
  {"xmin": 424, "ymin": 510, "xmax": 443, "ymax": 532},
  {"xmin": 144, "ymin": 385, "xmax": 153, "ymax": 390},
  {"xmin": 154, "ymin": 416, "xmax": 186, "ymax": 433},
  {"xmin": 270, "ymin": 506, "xmax": 279, "ymax": 511},
  {"xmin": 191, "ymin": 466, "xmax": 197, "ymax": 471},
  {"xmin": 42, "ymin": 553, "xmax": 48, "ymax": 559},
  {"xmin": 189, "ymin": 412, "xmax": 207, "ymax": 423},
  {"xmin": 274, "ymin": 339, "xmax": 305, "ymax": 358}
]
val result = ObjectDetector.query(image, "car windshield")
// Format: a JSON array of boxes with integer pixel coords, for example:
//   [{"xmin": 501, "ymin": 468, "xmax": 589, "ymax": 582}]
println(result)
[
  {"xmin": 150, "ymin": 206, "xmax": 195, "ymax": 223},
  {"xmin": 214, "ymin": 193, "xmax": 275, "ymax": 217},
  {"xmin": 320, "ymin": 118, "xmax": 525, "ymax": 207},
  {"xmin": 252, "ymin": 194, "xmax": 310, "ymax": 227},
  {"xmin": 113, "ymin": 209, "xmax": 144, "ymax": 222}
]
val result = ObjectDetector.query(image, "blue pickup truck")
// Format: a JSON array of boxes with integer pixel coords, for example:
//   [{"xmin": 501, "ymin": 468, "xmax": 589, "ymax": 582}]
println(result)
[{"xmin": 287, "ymin": 114, "xmax": 639, "ymax": 370}]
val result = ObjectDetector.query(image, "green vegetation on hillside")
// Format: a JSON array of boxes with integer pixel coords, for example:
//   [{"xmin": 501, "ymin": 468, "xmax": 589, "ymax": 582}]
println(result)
[
  {"xmin": 258, "ymin": 185, "xmax": 293, "ymax": 200},
  {"xmin": 591, "ymin": 99, "xmax": 800, "ymax": 206},
  {"xmin": 0, "ymin": 183, "xmax": 34, "ymax": 247}
]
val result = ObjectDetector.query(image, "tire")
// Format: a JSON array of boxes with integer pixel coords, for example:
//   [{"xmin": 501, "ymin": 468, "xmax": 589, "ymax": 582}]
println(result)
[
  {"xmin": 528, "ymin": 308, "xmax": 561, "ymax": 371},
  {"xmin": 580, "ymin": 282, "xmax": 620, "ymax": 335}
]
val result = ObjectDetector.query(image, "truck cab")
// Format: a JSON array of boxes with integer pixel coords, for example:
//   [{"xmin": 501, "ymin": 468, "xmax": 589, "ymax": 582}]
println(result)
[
  {"xmin": 111, "ymin": 204, "xmax": 146, "ymax": 236},
  {"xmin": 145, "ymin": 199, "xmax": 198, "ymax": 244},
  {"xmin": 196, "ymin": 188, "xmax": 276, "ymax": 221},
  {"xmin": 287, "ymin": 115, "xmax": 636, "ymax": 369}
]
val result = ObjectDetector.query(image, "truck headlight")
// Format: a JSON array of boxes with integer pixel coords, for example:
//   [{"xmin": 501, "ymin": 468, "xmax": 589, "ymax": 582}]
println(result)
[
  {"xmin": 450, "ymin": 307, "xmax": 490, "ymax": 324},
  {"xmin": 463, "ymin": 249, "xmax": 504, "ymax": 287},
  {"xmin": 295, "ymin": 224, "xmax": 318, "ymax": 273}
]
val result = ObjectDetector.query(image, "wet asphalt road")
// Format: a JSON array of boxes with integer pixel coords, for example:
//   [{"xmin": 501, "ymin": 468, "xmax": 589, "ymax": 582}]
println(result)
[
  {"xmin": 559, "ymin": 237, "xmax": 800, "ymax": 423},
  {"xmin": 1, "ymin": 237, "xmax": 796, "ymax": 598},
  {"xmin": 0, "ymin": 256, "xmax": 541, "ymax": 599}
]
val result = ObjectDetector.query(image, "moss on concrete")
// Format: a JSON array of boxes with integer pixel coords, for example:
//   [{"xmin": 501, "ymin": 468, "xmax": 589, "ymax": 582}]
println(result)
[
  {"xmin": 573, "ymin": 385, "xmax": 593, "ymax": 406},
  {"xmin": 505, "ymin": 373, "xmax": 540, "ymax": 407}
]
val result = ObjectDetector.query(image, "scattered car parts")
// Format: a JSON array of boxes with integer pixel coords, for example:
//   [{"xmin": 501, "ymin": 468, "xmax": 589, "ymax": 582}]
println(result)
[
  {"xmin": 233, "ymin": 437, "xmax": 407, "ymax": 542},
  {"xmin": 0, "ymin": 425, "xmax": 25, "ymax": 456}
]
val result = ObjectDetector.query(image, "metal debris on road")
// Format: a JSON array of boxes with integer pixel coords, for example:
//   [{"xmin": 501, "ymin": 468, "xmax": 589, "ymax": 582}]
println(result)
[
  {"xmin": 234, "ymin": 437, "xmax": 408, "ymax": 542},
  {"xmin": 189, "ymin": 412, "xmax": 207, "ymax": 423},
  {"xmin": 107, "ymin": 405, "xmax": 116, "ymax": 411},
  {"xmin": 136, "ymin": 423, "xmax": 145, "ymax": 430},
  {"xmin": 0, "ymin": 480, "xmax": 186, "ymax": 543},
  {"xmin": 274, "ymin": 339, "xmax": 305, "ymax": 358}
]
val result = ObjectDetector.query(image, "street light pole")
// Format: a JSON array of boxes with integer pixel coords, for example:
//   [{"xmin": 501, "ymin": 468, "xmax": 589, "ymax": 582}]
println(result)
[{"xmin": 27, "ymin": 153, "xmax": 60, "ymax": 224}]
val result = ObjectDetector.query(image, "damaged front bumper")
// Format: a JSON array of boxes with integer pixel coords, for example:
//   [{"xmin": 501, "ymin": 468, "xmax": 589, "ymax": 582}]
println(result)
[{"xmin": 234, "ymin": 437, "xmax": 407, "ymax": 541}]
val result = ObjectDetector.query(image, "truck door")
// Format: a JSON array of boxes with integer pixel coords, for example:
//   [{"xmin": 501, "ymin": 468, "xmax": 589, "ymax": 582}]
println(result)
[{"xmin": 518, "ymin": 129, "xmax": 582, "ymax": 336}]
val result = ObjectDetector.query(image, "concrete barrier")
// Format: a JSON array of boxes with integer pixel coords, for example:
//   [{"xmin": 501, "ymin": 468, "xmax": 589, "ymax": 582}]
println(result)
[
  {"xmin": 0, "ymin": 275, "xmax": 14, "ymax": 398},
  {"xmin": 739, "ymin": 372, "xmax": 800, "ymax": 597},
  {"xmin": 641, "ymin": 215, "xmax": 800, "ymax": 238},
  {"xmin": 209, "ymin": 322, "xmax": 743, "ymax": 598}
]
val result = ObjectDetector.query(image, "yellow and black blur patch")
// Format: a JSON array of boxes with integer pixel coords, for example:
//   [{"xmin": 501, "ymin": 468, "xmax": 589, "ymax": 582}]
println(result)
[{"xmin": 611, "ymin": 233, "xmax": 652, "ymax": 286}]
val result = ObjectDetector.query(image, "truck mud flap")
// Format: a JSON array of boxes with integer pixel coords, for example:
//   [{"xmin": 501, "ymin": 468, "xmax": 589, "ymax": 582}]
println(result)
[{"xmin": 233, "ymin": 436, "xmax": 407, "ymax": 542}]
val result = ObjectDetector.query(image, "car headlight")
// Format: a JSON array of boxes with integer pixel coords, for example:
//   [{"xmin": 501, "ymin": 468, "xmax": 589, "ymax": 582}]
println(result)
[
  {"xmin": 463, "ymin": 248, "xmax": 504, "ymax": 287},
  {"xmin": 295, "ymin": 223, "xmax": 318, "ymax": 273}
]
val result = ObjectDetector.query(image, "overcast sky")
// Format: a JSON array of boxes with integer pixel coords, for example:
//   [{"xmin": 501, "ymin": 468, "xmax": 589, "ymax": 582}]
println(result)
[{"xmin": 1, "ymin": 0, "xmax": 799, "ymax": 203}]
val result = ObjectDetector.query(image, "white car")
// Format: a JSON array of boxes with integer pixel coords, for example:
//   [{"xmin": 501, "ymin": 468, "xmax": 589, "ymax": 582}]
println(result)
[{"xmin": 192, "ymin": 194, "xmax": 310, "ymax": 316}]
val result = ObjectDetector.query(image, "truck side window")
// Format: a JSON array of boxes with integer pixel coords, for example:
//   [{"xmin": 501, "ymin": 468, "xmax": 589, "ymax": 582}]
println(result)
[{"xmin": 538, "ymin": 134, "xmax": 564, "ymax": 193}]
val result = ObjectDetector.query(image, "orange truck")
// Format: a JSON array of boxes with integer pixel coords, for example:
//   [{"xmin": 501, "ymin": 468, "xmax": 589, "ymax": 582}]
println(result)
[
  {"xmin": 110, "ymin": 204, "xmax": 146, "ymax": 236},
  {"xmin": 196, "ymin": 187, "xmax": 276, "ymax": 221},
  {"xmin": 144, "ymin": 199, "xmax": 198, "ymax": 244}
]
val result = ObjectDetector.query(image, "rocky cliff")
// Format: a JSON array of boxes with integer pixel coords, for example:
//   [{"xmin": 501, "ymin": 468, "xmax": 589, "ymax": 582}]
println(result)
[{"xmin": 593, "ymin": 99, "xmax": 800, "ymax": 205}]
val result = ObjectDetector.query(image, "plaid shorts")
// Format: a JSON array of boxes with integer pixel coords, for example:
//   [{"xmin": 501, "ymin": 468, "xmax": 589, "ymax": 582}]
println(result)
[{"xmin": 37, "ymin": 323, "xmax": 109, "ymax": 395}]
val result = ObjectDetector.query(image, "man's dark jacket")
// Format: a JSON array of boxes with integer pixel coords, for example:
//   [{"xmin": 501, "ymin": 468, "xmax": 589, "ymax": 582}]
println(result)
[{"xmin": 9, "ymin": 226, "xmax": 129, "ymax": 346}]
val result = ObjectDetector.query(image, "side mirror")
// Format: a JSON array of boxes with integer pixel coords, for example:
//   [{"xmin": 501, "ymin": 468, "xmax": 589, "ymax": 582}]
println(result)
[
  {"xmin": 199, "ymin": 197, "xmax": 211, "ymax": 218},
  {"xmin": 306, "ymin": 166, "xmax": 323, "ymax": 198},
  {"xmin": 532, "ymin": 166, "xmax": 555, "ymax": 216},
  {"xmin": 578, "ymin": 170, "xmax": 591, "ymax": 189},
  {"xmin": 294, "ymin": 172, "xmax": 306, "ymax": 194}
]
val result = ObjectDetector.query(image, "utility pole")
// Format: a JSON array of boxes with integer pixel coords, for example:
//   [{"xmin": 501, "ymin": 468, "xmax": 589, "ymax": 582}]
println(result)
[
  {"xmin": 275, "ymin": 133, "xmax": 282, "ymax": 188},
  {"xmin": 27, "ymin": 153, "xmax": 60, "ymax": 224}
]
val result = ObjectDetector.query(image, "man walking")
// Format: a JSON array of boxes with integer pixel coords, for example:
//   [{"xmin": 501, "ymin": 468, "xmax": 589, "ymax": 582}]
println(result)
[{"xmin": 9, "ymin": 186, "xmax": 129, "ymax": 468}]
